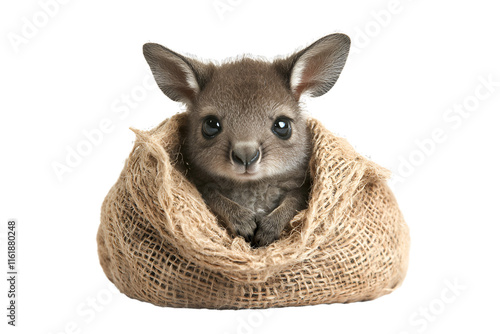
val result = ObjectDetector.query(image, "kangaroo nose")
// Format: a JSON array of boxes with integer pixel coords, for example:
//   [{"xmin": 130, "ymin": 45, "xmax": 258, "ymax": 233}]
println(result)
[{"xmin": 231, "ymin": 143, "xmax": 260, "ymax": 167}]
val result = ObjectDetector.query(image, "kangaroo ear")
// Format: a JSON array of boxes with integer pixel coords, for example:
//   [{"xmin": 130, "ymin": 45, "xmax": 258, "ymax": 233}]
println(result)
[
  {"xmin": 143, "ymin": 43, "xmax": 212, "ymax": 104},
  {"xmin": 276, "ymin": 34, "xmax": 350, "ymax": 100}
]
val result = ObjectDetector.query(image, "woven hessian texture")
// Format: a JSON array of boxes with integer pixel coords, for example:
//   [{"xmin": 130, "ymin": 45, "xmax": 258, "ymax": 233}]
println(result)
[{"xmin": 97, "ymin": 112, "xmax": 410, "ymax": 309}]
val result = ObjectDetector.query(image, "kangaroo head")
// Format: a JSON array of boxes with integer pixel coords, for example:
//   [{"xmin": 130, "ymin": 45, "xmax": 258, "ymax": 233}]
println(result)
[{"xmin": 143, "ymin": 34, "xmax": 350, "ymax": 182}]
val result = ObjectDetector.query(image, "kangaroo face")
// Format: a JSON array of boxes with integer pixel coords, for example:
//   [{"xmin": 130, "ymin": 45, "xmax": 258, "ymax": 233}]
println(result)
[{"xmin": 184, "ymin": 59, "xmax": 310, "ymax": 182}]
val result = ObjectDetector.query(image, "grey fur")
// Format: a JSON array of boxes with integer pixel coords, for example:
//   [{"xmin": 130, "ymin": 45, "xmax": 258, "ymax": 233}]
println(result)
[{"xmin": 143, "ymin": 34, "xmax": 350, "ymax": 247}]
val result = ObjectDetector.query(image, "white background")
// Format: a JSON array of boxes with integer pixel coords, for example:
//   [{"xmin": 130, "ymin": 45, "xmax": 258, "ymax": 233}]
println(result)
[{"xmin": 1, "ymin": 0, "xmax": 499, "ymax": 333}]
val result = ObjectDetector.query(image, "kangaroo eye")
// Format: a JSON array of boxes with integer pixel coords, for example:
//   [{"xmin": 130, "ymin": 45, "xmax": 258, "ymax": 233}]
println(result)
[
  {"xmin": 272, "ymin": 117, "xmax": 292, "ymax": 140},
  {"xmin": 202, "ymin": 116, "xmax": 222, "ymax": 139}
]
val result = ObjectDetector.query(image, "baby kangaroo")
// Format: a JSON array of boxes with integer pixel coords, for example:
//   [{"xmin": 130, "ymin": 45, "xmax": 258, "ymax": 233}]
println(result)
[{"xmin": 143, "ymin": 34, "xmax": 350, "ymax": 247}]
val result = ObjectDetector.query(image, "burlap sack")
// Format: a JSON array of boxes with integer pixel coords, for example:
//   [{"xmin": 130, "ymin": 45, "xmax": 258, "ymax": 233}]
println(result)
[{"xmin": 97, "ymin": 112, "xmax": 410, "ymax": 309}]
